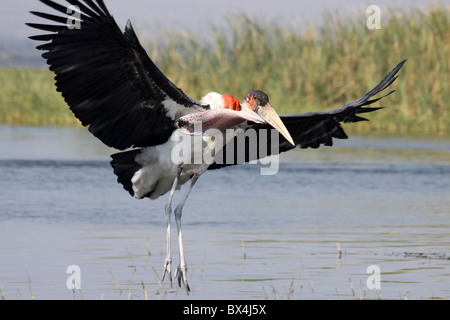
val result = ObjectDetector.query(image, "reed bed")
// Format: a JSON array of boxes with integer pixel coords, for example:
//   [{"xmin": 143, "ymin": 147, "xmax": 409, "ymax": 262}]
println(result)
[{"xmin": 0, "ymin": 5, "xmax": 448, "ymax": 136}]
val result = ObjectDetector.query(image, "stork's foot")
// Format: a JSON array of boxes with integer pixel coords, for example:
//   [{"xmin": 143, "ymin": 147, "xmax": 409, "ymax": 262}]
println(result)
[
  {"xmin": 162, "ymin": 258, "xmax": 172, "ymax": 286},
  {"xmin": 175, "ymin": 264, "xmax": 190, "ymax": 294}
]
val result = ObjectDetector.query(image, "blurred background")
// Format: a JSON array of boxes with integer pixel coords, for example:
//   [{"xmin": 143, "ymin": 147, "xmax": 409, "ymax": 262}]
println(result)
[{"xmin": 1, "ymin": 0, "xmax": 449, "ymax": 135}]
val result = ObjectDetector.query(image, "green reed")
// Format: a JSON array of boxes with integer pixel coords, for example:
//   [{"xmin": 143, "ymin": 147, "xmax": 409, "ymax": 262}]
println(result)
[
  {"xmin": 0, "ymin": 68, "xmax": 79, "ymax": 126},
  {"xmin": 1, "ymin": 5, "xmax": 448, "ymax": 136}
]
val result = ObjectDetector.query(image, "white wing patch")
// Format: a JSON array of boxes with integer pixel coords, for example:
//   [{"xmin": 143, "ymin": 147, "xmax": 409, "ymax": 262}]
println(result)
[
  {"xmin": 163, "ymin": 97, "xmax": 207, "ymax": 121},
  {"xmin": 200, "ymin": 92, "xmax": 225, "ymax": 110}
]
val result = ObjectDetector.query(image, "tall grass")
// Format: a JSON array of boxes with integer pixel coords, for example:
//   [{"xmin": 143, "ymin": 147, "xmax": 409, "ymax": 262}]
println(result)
[
  {"xmin": 0, "ymin": 5, "xmax": 448, "ymax": 136},
  {"xmin": 0, "ymin": 68, "xmax": 80, "ymax": 126}
]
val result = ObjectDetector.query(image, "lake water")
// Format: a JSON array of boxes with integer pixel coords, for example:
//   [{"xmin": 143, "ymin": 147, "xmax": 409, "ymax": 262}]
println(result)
[{"xmin": 0, "ymin": 125, "xmax": 449, "ymax": 300}]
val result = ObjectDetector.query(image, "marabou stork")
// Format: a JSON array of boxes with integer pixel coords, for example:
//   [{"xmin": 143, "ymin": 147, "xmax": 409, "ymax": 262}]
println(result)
[{"xmin": 28, "ymin": 0, "xmax": 406, "ymax": 293}]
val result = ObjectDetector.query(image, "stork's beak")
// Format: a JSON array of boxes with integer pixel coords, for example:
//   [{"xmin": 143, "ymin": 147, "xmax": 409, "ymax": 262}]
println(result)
[{"xmin": 256, "ymin": 103, "xmax": 295, "ymax": 146}]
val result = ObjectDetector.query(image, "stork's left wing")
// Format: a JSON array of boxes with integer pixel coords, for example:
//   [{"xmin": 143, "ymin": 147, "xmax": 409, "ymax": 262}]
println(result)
[
  {"xmin": 28, "ymin": 0, "xmax": 208, "ymax": 151},
  {"xmin": 209, "ymin": 60, "xmax": 406, "ymax": 170}
]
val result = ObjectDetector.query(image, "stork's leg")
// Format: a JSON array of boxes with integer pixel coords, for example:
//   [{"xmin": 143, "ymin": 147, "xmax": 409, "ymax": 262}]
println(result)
[
  {"xmin": 162, "ymin": 163, "xmax": 183, "ymax": 285},
  {"xmin": 173, "ymin": 172, "xmax": 200, "ymax": 294}
]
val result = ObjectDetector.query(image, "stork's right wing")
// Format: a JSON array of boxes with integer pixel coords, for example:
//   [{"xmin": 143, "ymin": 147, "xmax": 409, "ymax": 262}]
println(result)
[
  {"xmin": 209, "ymin": 60, "xmax": 406, "ymax": 170},
  {"xmin": 28, "ymin": 0, "xmax": 208, "ymax": 150}
]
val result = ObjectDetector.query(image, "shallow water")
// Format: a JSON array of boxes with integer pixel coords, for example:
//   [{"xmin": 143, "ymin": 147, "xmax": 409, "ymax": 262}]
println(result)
[{"xmin": 0, "ymin": 126, "xmax": 449, "ymax": 300}]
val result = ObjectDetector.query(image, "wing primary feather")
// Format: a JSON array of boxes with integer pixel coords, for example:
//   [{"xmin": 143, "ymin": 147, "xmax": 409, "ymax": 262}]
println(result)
[
  {"xmin": 30, "ymin": 11, "xmax": 70, "ymax": 24},
  {"xmin": 26, "ymin": 23, "xmax": 66, "ymax": 32},
  {"xmin": 66, "ymin": 0, "xmax": 98, "ymax": 18},
  {"xmin": 82, "ymin": 0, "xmax": 109, "ymax": 16},
  {"xmin": 94, "ymin": 0, "xmax": 112, "ymax": 16},
  {"xmin": 38, "ymin": 0, "xmax": 71, "ymax": 15},
  {"xmin": 29, "ymin": 34, "xmax": 55, "ymax": 41}
]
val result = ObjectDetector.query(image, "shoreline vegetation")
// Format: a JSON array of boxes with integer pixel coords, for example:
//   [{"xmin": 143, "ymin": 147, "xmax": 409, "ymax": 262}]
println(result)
[{"xmin": 0, "ymin": 5, "xmax": 449, "ymax": 137}]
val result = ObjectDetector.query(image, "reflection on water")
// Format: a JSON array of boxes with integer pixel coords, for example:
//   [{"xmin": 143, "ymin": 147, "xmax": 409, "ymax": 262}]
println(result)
[{"xmin": 0, "ymin": 126, "xmax": 449, "ymax": 299}]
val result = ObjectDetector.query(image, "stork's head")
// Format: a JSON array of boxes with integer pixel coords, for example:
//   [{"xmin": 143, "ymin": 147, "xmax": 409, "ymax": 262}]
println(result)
[
  {"xmin": 243, "ymin": 90, "xmax": 270, "ymax": 110},
  {"xmin": 243, "ymin": 90, "xmax": 295, "ymax": 146},
  {"xmin": 200, "ymin": 92, "xmax": 241, "ymax": 110}
]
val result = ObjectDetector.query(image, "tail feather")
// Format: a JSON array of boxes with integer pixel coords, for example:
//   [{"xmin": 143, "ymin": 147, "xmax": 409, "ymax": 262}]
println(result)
[{"xmin": 110, "ymin": 150, "xmax": 142, "ymax": 197}]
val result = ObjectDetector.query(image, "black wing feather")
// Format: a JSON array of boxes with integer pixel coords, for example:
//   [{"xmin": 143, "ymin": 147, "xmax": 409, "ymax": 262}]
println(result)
[
  {"xmin": 28, "ymin": 0, "xmax": 206, "ymax": 150},
  {"xmin": 209, "ymin": 60, "xmax": 406, "ymax": 170}
]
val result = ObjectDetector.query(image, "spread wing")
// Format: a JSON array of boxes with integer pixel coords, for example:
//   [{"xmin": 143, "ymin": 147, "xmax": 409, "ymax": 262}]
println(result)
[
  {"xmin": 28, "ymin": 0, "xmax": 208, "ymax": 150},
  {"xmin": 209, "ymin": 60, "xmax": 406, "ymax": 170}
]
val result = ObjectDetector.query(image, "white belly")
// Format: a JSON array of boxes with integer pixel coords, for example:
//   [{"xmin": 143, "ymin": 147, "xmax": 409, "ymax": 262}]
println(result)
[{"xmin": 130, "ymin": 128, "xmax": 240, "ymax": 199}]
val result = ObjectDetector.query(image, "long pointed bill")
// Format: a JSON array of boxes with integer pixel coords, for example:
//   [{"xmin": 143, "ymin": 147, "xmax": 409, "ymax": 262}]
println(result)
[{"xmin": 256, "ymin": 104, "xmax": 295, "ymax": 146}]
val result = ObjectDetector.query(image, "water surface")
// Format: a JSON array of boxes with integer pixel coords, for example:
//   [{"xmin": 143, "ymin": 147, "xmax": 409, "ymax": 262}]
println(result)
[{"xmin": 0, "ymin": 126, "xmax": 449, "ymax": 299}]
